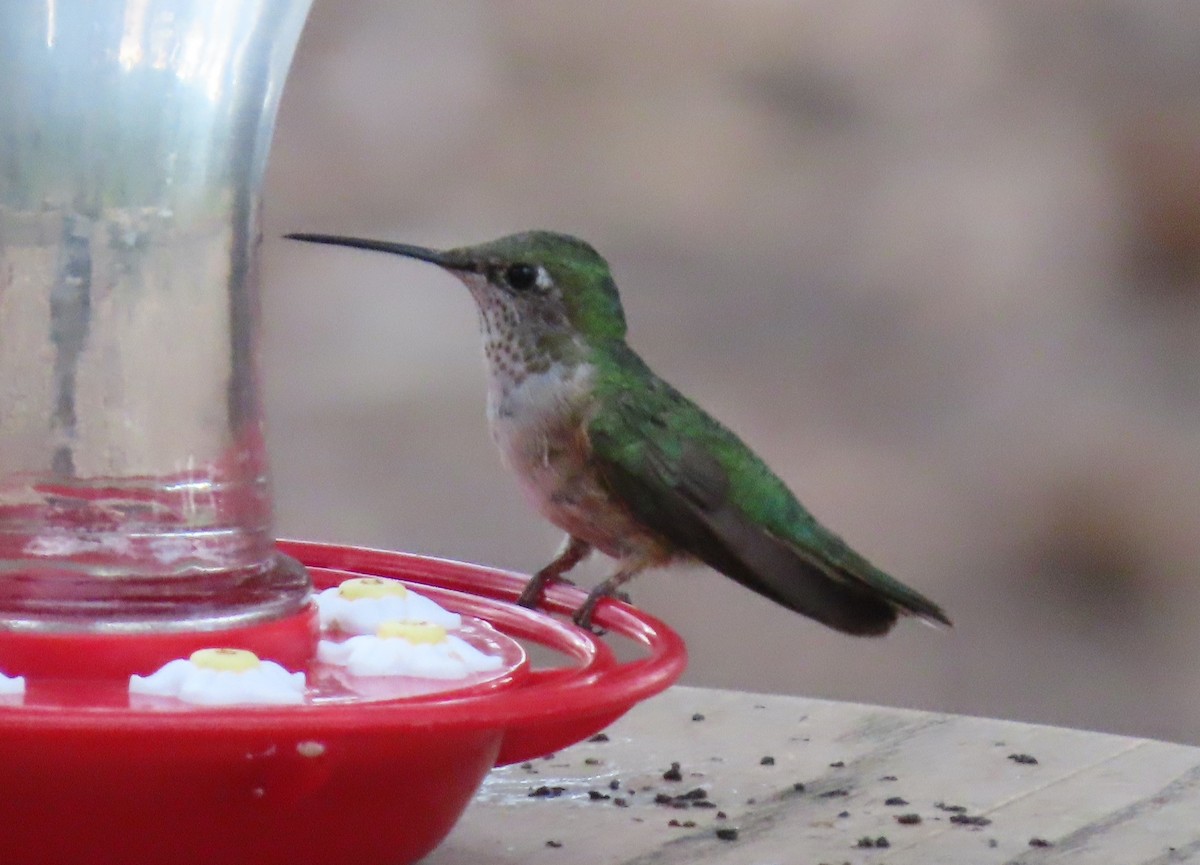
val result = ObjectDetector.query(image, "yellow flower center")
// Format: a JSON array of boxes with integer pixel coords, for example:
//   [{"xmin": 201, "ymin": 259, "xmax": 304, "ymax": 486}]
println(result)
[
  {"xmin": 189, "ymin": 648, "xmax": 261, "ymax": 672},
  {"xmin": 338, "ymin": 577, "xmax": 408, "ymax": 600},
  {"xmin": 376, "ymin": 621, "xmax": 447, "ymax": 644}
]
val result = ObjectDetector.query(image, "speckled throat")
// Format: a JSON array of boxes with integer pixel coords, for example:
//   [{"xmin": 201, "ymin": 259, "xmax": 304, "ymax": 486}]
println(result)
[{"xmin": 462, "ymin": 272, "xmax": 585, "ymax": 394}]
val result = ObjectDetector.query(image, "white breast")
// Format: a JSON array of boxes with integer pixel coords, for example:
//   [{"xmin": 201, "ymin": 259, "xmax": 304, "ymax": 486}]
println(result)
[
  {"xmin": 487, "ymin": 362, "xmax": 594, "ymax": 512},
  {"xmin": 488, "ymin": 362, "xmax": 591, "ymax": 459}
]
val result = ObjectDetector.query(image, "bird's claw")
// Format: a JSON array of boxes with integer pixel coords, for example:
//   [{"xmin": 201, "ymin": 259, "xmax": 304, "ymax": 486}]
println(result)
[
  {"xmin": 515, "ymin": 583, "xmax": 543, "ymax": 610},
  {"xmin": 516, "ymin": 574, "xmax": 578, "ymax": 610},
  {"xmin": 571, "ymin": 606, "xmax": 607, "ymax": 636},
  {"xmin": 572, "ymin": 588, "xmax": 634, "ymax": 634}
]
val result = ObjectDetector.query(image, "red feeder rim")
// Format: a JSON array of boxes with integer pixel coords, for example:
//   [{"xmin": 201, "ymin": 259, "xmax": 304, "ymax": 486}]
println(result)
[
  {"xmin": 0, "ymin": 541, "xmax": 688, "ymax": 865},
  {"xmin": 0, "ymin": 540, "xmax": 688, "ymax": 765}
]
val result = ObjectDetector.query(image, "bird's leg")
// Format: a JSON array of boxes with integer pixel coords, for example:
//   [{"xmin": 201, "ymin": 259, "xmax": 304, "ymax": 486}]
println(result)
[
  {"xmin": 573, "ymin": 563, "xmax": 645, "ymax": 630},
  {"xmin": 517, "ymin": 535, "xmax": 593, "ymax": 609}
]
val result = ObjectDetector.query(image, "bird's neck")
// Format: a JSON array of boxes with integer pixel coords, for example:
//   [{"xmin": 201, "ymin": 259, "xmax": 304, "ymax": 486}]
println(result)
[
  {"xmin": 472, "ymin": 291, "xmax": 588, "ymax": 394},
  {"xmin": 482, "ymin": 331, "xmax": 590, "ymax": 404}
]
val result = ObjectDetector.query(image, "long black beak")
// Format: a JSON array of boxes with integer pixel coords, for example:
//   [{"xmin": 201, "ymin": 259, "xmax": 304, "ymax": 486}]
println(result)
[{"xmin": 284, "ymin": 233, "xmax": 476, "ymax": 271}]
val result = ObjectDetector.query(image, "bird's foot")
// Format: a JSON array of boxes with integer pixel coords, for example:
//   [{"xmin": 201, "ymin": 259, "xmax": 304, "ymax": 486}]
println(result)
[
  {"xmin": 571, "ymin": 588, "xmax": 603, "ymax": 632},
  {"xmin": 518, "ymin": 537, "xmax": 591, "ymax": 610},
  {"xmin": 516, "ymin": 574, "xmax": 577, "ymax": 610},
  {"xmin": 516, "ymin": 579, "xmax": 546, "ymax": 610},
  {"xmin": 571, "ymin": 606, "xmax": 607, "ymax": 636},
  {"xmin": 571, "ymin": 585, "xmax": 633, "ymax": 633}
]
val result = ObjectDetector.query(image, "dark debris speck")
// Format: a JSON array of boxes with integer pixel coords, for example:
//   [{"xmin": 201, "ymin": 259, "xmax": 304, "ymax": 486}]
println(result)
[
  {"xmin": 1008, "ymin": 753, "xmax": 1039, "ymax": 765},
  {"xmin": 608, "ymin": 779, "xmax": 620, "ymax": 791},
  {"xmin": 614, "ymin": 797, "xmax": 629, "ymax": 808},
  {"xmin": 949, "ymin": 814, "xmax": 992, "ymax": 827},
  {"xmin": 529, "ymin": 785, "xmax": 566, "ymax": 798},
  {"xmin": 691, "ymin": 712, "xmax": 706, "ymax": 721},
  {"xmin": 895, "ymin": 813, "xmax": 922, "ymax": 826},
  {"xmin": 587, "ymin": 790, "xmax": 611, "ymax": 801},
  {"xmin": 818, "ymin": 788, "xmax": 849, "ymax": 799},
  {"xmin": 583, "ymin": 757, "xmax": 602, "ymax": 766},
  {"xmin": 792, "ymin": 782, "xmax": 806, "ymax": 793},
  {"xmin": 879, "ymin": 775, "xmax": 898, "ymax": 781},
  {"xmin": 837, "ymin": 810, "xmax": 851, "ymax": 819},
  {"xmin": 759, "ymin": 755, "xmax": 776, "ymax": 766},
  {"xmin": 856, "ymin": 836, "xmax": 890, "ymax": 849},
  {"xmin": 884, "ymin": 796, "xmax": 908, "ymax": 807},
  {"xmin": 545, "ymin": 840, "xmax": 562, "ymax": 849},
  {"xmin": 935, "ymin": 801, "xmax": 967, "ymax": 813},
  {"xmin": 829, "ymin": 761, "xmax": 845, "ymax": 768},
  {"xmin": 1029, "ymin": 838, "xmax": 1053, "ymax": 848},
  {"xmin": 715, "ymin": 828, "xmax": 739, "ymax": 841},
  {"xmin": 667, "ymin": 818, "xmax": 697, "ymax": 828},
  {"xmin": 588, "ymin": 733, "xmax": 609, "ymax": 743},
  {"xmin": 662, "ymin": 762, "xmax": 683, "ymax": 782},
  {"xmin": 653, "ymin": 789, "xmax": 707, "ymax": 809}
]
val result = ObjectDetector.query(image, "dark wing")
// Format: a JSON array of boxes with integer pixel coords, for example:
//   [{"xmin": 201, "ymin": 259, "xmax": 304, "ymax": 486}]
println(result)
[{"xmin": 587, "ymin": 364, "xmax": 950, "ymax": 636}]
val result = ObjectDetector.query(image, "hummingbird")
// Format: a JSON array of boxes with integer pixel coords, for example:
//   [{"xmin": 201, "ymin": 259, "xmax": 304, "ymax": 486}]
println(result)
[{"xmin": 285, "ymin": 230, "xmax": 951, "ymax": 634}]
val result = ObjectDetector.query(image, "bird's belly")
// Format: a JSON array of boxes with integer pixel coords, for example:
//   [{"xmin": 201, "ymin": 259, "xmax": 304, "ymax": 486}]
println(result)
[{"xmin": 493, "ymin": 419, "xmax": 655, "ymax": 559}]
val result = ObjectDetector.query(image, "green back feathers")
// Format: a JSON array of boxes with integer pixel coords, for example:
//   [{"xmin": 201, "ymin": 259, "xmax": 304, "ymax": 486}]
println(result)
[{"xmin": 586, "ymin": 342, "xmax": 951, "ymax": 634}]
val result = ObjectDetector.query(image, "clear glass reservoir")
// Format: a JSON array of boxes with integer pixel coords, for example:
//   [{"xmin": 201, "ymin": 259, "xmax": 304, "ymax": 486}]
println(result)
[{"xmin": 0, "ymin": 0, "xmax": 314, "ymax": 632}]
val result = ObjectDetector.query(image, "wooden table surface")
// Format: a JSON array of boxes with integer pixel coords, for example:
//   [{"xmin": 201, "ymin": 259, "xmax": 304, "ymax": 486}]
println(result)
[{"xmin": 426, "ymin": 685, "xmax": 1200, "ymax": 864}]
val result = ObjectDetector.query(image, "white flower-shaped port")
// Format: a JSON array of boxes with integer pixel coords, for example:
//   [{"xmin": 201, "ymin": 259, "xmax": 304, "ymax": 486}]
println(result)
[
  {"xmin": 318, "ymin": 621, "xmax": 504, "ymax": 679},
  {"xmin": 316, "ymin": 577, "xmax": 462, "ymax": 634},
  {"xmin": 0, "ymin": 671, "xmax": 24, "ymax": 696},
  {"xmin": 129, "ymin": 648, "xmax": 306, "ymax": 706}
]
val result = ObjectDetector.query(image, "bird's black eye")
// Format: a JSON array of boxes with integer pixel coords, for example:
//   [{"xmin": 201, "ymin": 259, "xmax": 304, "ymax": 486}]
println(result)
[{"xmin": 504, "ymin": 263, "xmax": 539, "ymax": 291}]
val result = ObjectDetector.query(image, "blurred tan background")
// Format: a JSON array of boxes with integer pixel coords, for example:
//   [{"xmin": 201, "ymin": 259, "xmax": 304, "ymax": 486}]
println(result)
[{"xmin": 262, "ymin": 1, "xmax": 1200, "ymax": 744}]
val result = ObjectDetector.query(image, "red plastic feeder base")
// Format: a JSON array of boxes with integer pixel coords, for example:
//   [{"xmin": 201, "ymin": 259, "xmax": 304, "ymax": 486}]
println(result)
[{"xmin": 0, "ymin": 540, "xmax": 687, "ymax": 865}]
